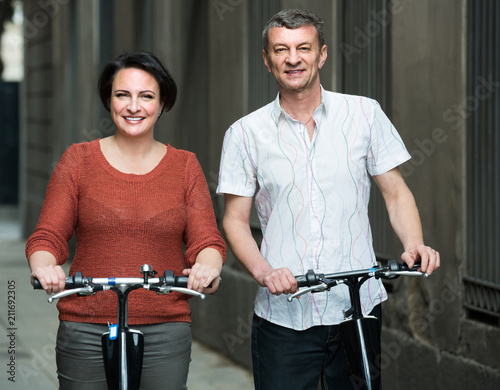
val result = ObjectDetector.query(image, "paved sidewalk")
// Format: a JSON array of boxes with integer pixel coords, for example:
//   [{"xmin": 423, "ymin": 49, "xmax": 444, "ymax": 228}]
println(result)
[{"xmin": 0, "ymin": 231, "xmax": 253, "ymax": 389}]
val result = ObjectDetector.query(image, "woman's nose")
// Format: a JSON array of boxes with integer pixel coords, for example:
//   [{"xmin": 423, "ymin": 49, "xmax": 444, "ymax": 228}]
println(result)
[{"xmin": 128, "ymin": 98, "xmax": 140, "ymax": 112}]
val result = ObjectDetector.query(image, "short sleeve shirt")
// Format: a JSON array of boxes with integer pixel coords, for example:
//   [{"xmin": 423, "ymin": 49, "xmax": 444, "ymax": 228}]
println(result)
[{"xmin": 217, "ymin": 88, "xmax": 411, "ymax": 330}]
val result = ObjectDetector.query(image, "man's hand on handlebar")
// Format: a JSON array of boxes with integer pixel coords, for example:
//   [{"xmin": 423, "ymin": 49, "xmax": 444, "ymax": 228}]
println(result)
[
  {"xmin": 31, "ymin": 264, "xmax": 67, "ymax": 295},
  {"xmin": 401, "ymin": 244, "xmax": 440, "ymax": 275},
  {"xmin": 259, "ymin": 267, "xmax": 298, "ymax": 296}
]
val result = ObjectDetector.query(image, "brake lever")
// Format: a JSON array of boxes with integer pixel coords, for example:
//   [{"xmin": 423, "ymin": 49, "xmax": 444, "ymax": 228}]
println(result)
[
  {"xmin": 384, "ymin": 271, "xmax": 429, "ymax": 279},
  {"xmin": 171, "ymin": 287, "xmax": 206, "ymax": 299},
  {"xmin": 47, "ymin": 286, "xmax": 95, "ymax": 303},
  {"xmin": 150, "ymin": 285, "xmax": 206, "ymax": 300},
  {"xmin": 287, "ymin": 282, "xmax": 329, "ymax": 302}
]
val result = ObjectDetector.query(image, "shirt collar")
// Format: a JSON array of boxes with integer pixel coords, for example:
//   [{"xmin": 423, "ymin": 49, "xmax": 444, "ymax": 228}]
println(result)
[{"xmin": 271, "ymin": 86, "xmax": 328, "ymax": 123}]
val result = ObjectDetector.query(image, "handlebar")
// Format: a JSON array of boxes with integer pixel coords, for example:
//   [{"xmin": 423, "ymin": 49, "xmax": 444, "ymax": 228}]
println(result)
[
  {"xmin": 289, "ymin": 259, "xmax": 428, "ymax": 302},
  {"xmin": 34, "ymin": 265, "xmax": 206, "ymax": 302}
]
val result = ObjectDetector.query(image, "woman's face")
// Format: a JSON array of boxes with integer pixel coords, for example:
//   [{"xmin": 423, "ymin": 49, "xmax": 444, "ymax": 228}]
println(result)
[{"xmin": 110, "ymin": 67, "xmax": 163, "ymax": 139}]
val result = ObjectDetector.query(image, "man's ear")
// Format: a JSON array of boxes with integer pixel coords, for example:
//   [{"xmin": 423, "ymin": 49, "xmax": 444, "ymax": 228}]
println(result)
[
  {"xmin": 318, "ymin": 45, "xmax": 328, "ymax": 70},
  {"xmin": 262, "ymin": 50, "xmax": 271, "ymax": 72}
]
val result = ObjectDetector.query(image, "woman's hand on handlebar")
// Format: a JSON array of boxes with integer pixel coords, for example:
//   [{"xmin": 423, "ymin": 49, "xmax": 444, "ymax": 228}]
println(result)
[
  {"xmin": 401, "ymin": 244, "xmax": 440, "ymax": 275},
  {"xmin": 183, "ymin": 263, "xmax": 220, "ymax": 294},
  {"xmin": 31, "ymin": 264, "xmax": 67, "ymax": 295},
  {"xmin": 29, "ymin": 250, "xmax": 67, "ymax": 294},
  {"xmin": 185, "ymin": 248, "xmax": 223, "ymax": 294}
]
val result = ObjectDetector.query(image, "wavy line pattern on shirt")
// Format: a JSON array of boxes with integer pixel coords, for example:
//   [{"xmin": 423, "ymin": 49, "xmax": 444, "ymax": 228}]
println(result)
[
  {"xmin": 240, "ymin": 119, "xmax": 286, "ymax": 323},
  {"xmin": 265, "ymin": 133, "xmax": 285, "ymax": 265},
  {"xmin": 310, "ymin": 136, "xmax": 329, "ymax": 324},
  {"xmin": 277, "ymin": 117, "xmax": 308, "ymax": 269},
  {"xmin": 328, "ymin": 111, "xmax": 350, "ymax": 317},
  {"xmin": 360, "ymin": 99, "xmax": 376, "ymax": 266},
  {"xmin": 361, "ymin": 99, "xmax": 390, "ymax": 311},
  {"xmin": 373, "ymin": 101, "xmax": 406, "ymax": 163},
  {"xmin": 264, "ymin": 124, "xmax": 298, "ymax": 327},
  {"xmin": 298, "ymin": 122, "xmax": 326, "ymax": 325},
  {"xmin": 342, "ymin": 97, "xmax": 364, "ymax": 273}
]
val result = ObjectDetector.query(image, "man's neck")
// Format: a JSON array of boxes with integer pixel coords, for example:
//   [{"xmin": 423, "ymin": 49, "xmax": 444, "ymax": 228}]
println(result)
[{"xmin": 279, "ymin": 83, "xmax": 322, "ymax": 122}]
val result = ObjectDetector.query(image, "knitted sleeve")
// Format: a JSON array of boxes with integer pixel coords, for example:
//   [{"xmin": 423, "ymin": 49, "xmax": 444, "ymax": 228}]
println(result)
[
  {"xmin": 25, "ymin": 145, "xmax": 80, "ymax": 264},
  {"xmin": 182, "ymin": 153, "xmax": 226, "ymax": 267}
]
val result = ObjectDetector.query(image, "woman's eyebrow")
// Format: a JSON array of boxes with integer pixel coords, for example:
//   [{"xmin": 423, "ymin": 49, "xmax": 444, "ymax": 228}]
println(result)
[{"xmin": 113, "ymin": 89, "xmax": 157, "ymax": 94}]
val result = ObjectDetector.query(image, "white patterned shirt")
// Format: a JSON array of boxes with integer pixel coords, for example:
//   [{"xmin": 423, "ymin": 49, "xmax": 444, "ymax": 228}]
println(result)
[{"xmin": 217, "ymin": 88, "xmax": 411, "ymax": 330}]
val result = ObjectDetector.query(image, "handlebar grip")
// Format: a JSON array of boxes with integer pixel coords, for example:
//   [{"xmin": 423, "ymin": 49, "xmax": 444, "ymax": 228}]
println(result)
[
  {"xmin": 33, "ymin": 278, "xmax": 43, "ymax": 289},
  {"xmin": 163, "ymin": 272, "xmax": 213, "ymax": 289},
  {"xmin": 174, "ymin": 276, "xmax": 214, "ymax": 289},
  {"xmin": 174, "ymin": 276, "xmax": 189, "ymax": 288},
  {"xmin": 398, "ymin": 262, "xmax": 421, "ymax": 272},
  {"xmin": 296, "ymin": 275, "xmax": 308, "ymax": 288},
  {"xmin": 295, "ymin": 269, "xmax": 321, "ymax": 288},
  {"xmin": 33, "ymin": 276, "xmax": 75, "ymax": 290},
  {"xmin": 387, "ymin": 259, "xmax": 421, "ymax": 272}
]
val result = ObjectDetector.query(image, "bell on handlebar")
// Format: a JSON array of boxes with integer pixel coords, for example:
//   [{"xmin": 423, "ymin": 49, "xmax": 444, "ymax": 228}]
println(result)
[{"xmin": 140, "ymin": 264, "xmax": 157, "ymax": 283}]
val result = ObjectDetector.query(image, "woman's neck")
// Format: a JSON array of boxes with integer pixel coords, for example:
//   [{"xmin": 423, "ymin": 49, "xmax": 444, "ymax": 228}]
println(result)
[{"xmin": 100, "ymin": 134, "xmax": 166, "ymax": 174}]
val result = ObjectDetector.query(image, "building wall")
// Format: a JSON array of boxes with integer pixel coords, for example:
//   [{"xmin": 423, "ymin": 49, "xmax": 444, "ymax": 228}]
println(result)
[
  {"xmin": 20, "ymin": 0, "xmax": 500, "ymax": 388},
  {"xmin": 381, "ymin": 0, "xmax": 498, "ymax": 388},
  {"xmin": 390, "ymin": 0, "xmax": 500, "ymax": 387}
]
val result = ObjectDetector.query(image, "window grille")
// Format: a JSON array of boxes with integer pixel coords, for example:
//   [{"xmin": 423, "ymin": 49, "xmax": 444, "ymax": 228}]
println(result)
[
  {"xmin": 465, "ymin": 0, "xmax": 500, "ymax": 323},
  {"xmin": 247, "ymin": 0, "xmax": 281, "ymax": 230},
  {"xmin": 337, "ymin": 0, "xmax": 392, "ymax": 258},
  {"xmin": 248, "ymin": 0, "xmax": 281, "ymax": 113}
]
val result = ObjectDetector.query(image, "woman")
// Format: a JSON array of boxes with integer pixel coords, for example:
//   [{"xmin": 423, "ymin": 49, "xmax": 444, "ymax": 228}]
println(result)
[{"xmin": 26, "ymin": 51, "xmax": 226, "ymax": 389}]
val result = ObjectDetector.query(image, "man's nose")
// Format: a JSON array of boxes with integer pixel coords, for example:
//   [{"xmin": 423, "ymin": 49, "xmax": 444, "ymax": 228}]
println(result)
[{"xmin": 286, "ymin": 49, "xmax": 301, "ymax": 65}]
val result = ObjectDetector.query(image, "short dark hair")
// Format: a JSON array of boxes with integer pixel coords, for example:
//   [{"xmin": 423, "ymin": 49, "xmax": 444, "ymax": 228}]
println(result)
[
  {"xmin": 262, "ymin": 9, "xmax": 325, "ymax": 52},
  {"xmin": 98, "ymin": 51, "xmax": 177, "ymax": 115}
]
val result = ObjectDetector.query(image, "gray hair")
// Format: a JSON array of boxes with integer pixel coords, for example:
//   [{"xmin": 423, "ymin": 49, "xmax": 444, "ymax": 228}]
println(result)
[{"xmin": 262, "ymin": 9, "xmax": 325, "ymax": 52}]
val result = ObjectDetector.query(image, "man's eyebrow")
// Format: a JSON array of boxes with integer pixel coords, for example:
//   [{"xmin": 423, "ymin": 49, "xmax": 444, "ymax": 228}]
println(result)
[{"xmin": 272, "ymin": 41, "xmax": 313, "ymax": 47}]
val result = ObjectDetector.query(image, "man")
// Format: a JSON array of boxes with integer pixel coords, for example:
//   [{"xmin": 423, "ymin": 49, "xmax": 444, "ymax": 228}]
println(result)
[{"xmin": 217, "ymin": 9, "xmax": 440, "ymax": 390}]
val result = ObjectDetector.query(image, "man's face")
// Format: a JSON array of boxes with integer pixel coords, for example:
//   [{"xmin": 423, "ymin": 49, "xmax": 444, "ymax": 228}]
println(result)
[{"xmin": 263, "ymin": 25, "xmax": 327, "ymax": 94}]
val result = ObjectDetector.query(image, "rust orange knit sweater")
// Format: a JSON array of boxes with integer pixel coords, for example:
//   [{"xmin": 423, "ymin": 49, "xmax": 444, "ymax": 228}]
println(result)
[{"xmin": 26, "ymin": 140, "xmax": 226, "ymax": 325}]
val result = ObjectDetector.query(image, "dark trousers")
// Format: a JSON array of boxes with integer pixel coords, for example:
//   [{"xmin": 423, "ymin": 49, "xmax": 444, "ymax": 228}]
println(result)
[
  {"xmin": 56, "ymin": 321, "xmax": 191, "ymax": 390},
  {"xmin": 251, "ymin": 305, "xmax": 382, "ymax": 390}
]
